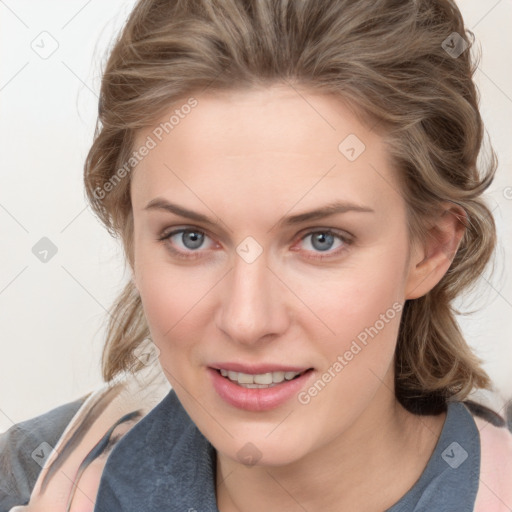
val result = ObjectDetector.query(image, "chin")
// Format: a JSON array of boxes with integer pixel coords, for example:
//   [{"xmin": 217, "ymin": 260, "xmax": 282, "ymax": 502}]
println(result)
[{"xmin": 216, "ymin": 430, "xmax": 312, "ymax": 468}]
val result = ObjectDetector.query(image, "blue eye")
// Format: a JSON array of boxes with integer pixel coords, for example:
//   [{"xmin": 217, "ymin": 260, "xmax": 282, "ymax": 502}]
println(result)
[
  {"xmin": 158, "ymin": 227, "xmax": 351, "ymax": 261},
  {"xmin": 158, "ymin": 228, "xmax": 216, "ymax": 260},
  {"xmin": 176, "ymin": 229, "xmax": 205, "ymax": 250},
  {"xmin": 298, "ymin": 230, "xmax": 349, "ymax": 259},
  {"xmin": 305, "ymin": 232, "xmax": 337, "ymax": 251}
]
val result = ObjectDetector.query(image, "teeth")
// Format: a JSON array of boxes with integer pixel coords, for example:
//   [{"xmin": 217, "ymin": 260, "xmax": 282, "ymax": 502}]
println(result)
[
  {"xmin": 254, "ymin": 373, "xmax": 272, "ymax": 384},
  {"xmin": 272, "ymin": 371, "xmax": 285, "ymax": 383},
  {"xmin": 219, "ymin": 369, "xmax": 304, "ymax": 386},
  {"xmin": 238, "ymin": 373, "xmax": 255, "ymax": 384}
]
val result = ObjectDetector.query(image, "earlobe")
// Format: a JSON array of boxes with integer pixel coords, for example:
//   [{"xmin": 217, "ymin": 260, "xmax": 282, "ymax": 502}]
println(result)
[{"xmin": 405, "ymin": 203, "xmax": 467, "ymax": 300}]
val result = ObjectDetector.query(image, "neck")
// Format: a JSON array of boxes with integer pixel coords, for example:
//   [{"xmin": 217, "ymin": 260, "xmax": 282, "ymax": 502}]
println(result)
[{"xmin": 215, "ymin": 378, "xmax": 446, "ymax": 512}]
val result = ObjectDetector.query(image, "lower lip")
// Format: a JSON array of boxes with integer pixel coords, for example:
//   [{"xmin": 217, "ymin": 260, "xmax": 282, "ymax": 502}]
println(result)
[{"xmin": 208, "ymin": 367, "xmax": 314, "ymax": 412}]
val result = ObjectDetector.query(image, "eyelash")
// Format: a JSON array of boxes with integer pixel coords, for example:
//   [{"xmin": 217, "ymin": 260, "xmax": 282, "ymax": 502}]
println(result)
[{"xmin": 157, "ymin": 227, "xmax": 353, "ymax": 261}]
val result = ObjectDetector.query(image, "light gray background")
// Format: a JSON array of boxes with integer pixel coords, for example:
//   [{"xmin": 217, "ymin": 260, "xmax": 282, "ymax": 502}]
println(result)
[{"xmin": 0, "ymin": 0, "xmax": 511, "ymax": 433}]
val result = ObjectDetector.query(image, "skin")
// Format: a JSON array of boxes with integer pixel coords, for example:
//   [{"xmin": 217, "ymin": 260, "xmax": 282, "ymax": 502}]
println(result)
[{"xmin": 130, "ymin": 84, "xmax": 466, "ymax": 511}]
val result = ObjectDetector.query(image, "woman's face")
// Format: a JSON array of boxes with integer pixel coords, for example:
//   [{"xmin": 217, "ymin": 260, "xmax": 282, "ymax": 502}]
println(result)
[{"xmin": 130, "ymin": 85, "xmax": 427, "ymax": 466}]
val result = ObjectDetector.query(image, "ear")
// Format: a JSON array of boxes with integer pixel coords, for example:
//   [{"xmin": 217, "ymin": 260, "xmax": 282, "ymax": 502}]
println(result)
[{"xmin": 405, "ymin": 202, "xmax": 467, "ymax": 300}]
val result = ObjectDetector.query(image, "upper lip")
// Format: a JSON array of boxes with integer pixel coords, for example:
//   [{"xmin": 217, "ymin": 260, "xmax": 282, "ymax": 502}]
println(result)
[{"xmin": 209, "ymin": 362, "xmax": 313, "ymax": 374}]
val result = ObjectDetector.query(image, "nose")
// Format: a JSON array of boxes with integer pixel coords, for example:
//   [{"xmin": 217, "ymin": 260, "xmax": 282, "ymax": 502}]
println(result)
[{"xmin": 215, "ymin": 249, "xmax": 290, "ymax": 346}]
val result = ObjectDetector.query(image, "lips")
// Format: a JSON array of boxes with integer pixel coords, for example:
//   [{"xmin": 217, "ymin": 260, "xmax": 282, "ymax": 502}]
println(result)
[{"xmin": 208, "ymin": 364, "xmax": 315, "ymax": 411}]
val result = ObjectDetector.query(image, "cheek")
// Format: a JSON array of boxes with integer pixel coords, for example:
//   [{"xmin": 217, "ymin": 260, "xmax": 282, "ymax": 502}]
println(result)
[
  {"xmin": 301, "ymin": 242, "xmax": 408, "ymax": 366},
  {"xmin": 135, "ymin": 254, "xmax": 218, "ymax": 357},
  {"xmin": 293, "ymin": 260, "xmax": 407, "ymax": 426}
]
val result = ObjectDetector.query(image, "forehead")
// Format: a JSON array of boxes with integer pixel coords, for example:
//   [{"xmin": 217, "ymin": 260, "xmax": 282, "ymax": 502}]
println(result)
[{"xmin": 130, "ymin": 85, "xmax": 401, "ymax": 214}]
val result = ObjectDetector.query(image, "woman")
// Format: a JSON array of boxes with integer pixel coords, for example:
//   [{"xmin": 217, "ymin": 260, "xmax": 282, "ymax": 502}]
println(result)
[{"xmin": 2, "ymin": 0, "xmax": 512, "ymax": 510}]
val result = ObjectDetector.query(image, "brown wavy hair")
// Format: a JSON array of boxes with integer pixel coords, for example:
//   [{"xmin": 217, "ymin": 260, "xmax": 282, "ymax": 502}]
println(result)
[{"xmin": 83, "ymin": 0, "xmax": 497, "ymax": 414}]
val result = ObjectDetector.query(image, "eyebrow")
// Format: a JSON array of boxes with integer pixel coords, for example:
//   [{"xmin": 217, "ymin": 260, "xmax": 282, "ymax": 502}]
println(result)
[{"xmin": 144, "ymin": 198, "xmax": 375, "ymax": 229}]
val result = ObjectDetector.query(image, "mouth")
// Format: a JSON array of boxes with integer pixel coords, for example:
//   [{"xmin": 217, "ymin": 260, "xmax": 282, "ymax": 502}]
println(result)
[
  {"xmin": 208, "ymin": 365, "xmax": 315, "ymax": 411},
  {"xmin": 211, "ymin": 367, "xmax": 314, "ymax": 389}
]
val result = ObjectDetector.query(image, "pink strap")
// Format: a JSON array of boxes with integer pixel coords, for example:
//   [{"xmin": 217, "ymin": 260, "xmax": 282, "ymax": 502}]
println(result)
[{"xmin": 473, "ymin": 415, "xmax": 512, "ymax": 511}]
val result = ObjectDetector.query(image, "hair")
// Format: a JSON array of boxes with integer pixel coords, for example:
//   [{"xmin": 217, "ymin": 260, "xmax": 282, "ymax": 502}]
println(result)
[{"xmin": 83, "ymin": 0, "xmax": 498, "ymax": 414}]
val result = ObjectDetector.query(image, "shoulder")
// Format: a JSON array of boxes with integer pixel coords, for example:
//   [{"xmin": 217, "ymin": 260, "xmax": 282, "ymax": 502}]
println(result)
[
  {"xmin": 464, "ymin": 400, "xmax": 512, "ymax": 512},
  {"xmin": 464, "ymin": 399, "xmax": 511, "ymax": 430},
  {"xmin": 94, "ymin": 388, "xmax": 216, "ymax": 511},
  {"xmin": 0, "ymin": 395, "xmax": 88, "ymax": 511}
]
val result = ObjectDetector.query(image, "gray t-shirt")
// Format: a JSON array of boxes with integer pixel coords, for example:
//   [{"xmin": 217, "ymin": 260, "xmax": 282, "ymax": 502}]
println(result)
[
  {"xmin": 0, "ymin": 396, "xmax": 87, "ymax": 511},
  {"xmin": 0, "ymin": 390, "xmax": 507, "ymax": 511},
  {"xmin": 93, "ymin": 390, "xmax": 484, "ymax": 511}
]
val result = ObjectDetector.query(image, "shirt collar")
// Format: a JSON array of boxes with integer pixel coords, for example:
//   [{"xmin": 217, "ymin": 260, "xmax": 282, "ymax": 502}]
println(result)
[
  {"xmin": 95, "ymin": 389, "xmax": 219, "ymax": 512},
  {"xmin": 94, "ymin": 391, "xmax": 479, "ymax": 512}
]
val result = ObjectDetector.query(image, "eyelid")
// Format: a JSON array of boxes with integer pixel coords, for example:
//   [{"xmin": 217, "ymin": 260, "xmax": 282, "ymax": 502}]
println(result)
[
  {"xmin": 159, "ymin": 225, "xmax": 353, "ymax": 260},
  {"xmin": 159, "ymin": 225, "xmax": 215, "ymax": 242},
  {"xmin": 158, "ymin": 225, "xmax": 353, "ymax": 243},
  {"xmin": 158, "ymin": 226, "xmax": 220, "ymax": 259},
  {"xmin": 291, "ymin": 228, "xmax": 353, "ymax": 259},
  {"xmin": 295, "ymin": 226, "xmax": 354, "ymax": 243}
]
